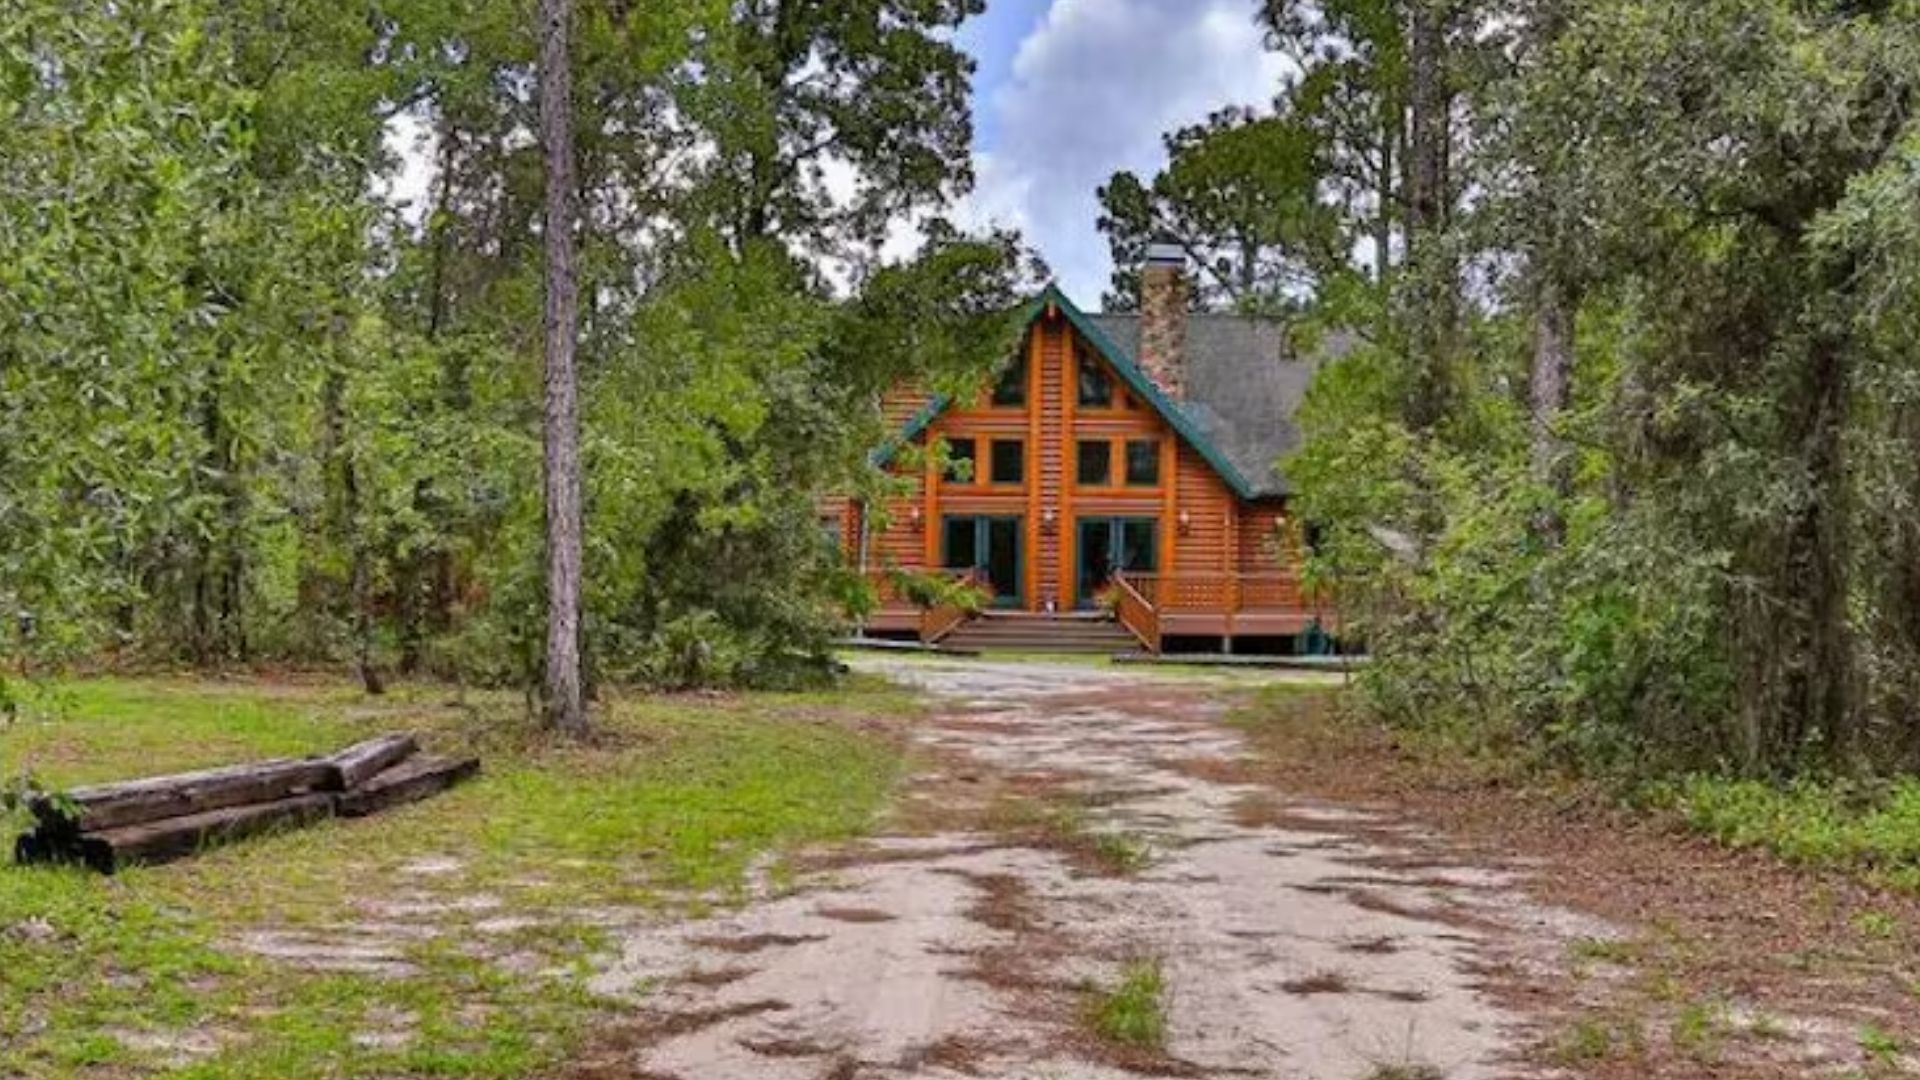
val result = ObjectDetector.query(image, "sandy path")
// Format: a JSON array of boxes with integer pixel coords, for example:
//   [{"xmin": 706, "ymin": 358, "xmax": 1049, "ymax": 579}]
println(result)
[{"xmin": 582, "ymin": 658, "xmax": 1605, "ymax": 1079}]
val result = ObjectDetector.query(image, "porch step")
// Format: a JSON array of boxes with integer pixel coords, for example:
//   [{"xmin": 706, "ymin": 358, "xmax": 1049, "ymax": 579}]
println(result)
[{"xmin": 942, "ymin": 615, "xmax": 1143, "ymax": 655}]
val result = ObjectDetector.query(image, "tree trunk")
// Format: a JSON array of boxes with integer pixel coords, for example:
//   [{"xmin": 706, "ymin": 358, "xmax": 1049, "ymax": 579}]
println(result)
[
  {"xmin": 1529, "ymin": 274, "xmax": 1576, "ymax": 546},
  {"xmin": 347, "ymin": 472, "xmax": 385, "ymax": 697},
  {"xmin": 1407, "ymin": 3, "xmax": 1450, "ymax": 244},
  {"xmin": 538, "ymin": 0, "xmax": 588, "ymax": 738},
  {"xmin": 1404, "ymin": 0, "xmax": 1456, "ymax": 433},
  {"xmin": 324, "ymin": 364, "xmax": 385, "ymax": 697},
  {"xmin": 1405, "ymin": 4, "xmax": 1459, "ymax": 432},
  {"xmin": 1801, "ymin": 333, "xmax": 1852, "ymax": 765}
]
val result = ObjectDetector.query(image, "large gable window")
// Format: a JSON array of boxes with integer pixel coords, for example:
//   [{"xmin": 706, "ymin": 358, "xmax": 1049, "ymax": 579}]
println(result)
[
  {"xmin": 991, "ymin": 354, "xmax": 1027, "ymax": 407},
  {"xmin": 1077, "ymin": 346, "xmax": 1114, "ymax": 408}
]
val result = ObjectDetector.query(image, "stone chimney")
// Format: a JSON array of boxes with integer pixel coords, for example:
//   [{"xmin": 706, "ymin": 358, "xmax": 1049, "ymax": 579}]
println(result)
[{"xmin": 1139, "ymin": 242, "xmax": 1190, "ymax": 398}]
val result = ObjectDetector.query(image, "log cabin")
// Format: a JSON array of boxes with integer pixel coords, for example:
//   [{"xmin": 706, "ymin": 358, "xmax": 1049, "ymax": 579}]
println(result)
[{"xmin": 831, "ymin": 246, "xmax": 1342, "ymax": 655}]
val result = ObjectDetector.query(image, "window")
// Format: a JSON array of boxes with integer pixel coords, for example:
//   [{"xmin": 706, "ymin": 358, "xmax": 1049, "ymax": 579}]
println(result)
[
  {"xmin": 1125, "ymin": 440, "xmax": 1160, "ymax": 486},
  {"xmin": 991, "ymin": 354, "xmax": 1027, "ymax": 407},
  {"xmin": 990, "ymin": 439, "xmax": 1026, "ymax": 485},
  {"xmin": 1077, "ymin": 440, "xmax": 1112, "ymax": 486},
  {"xmin": 943, "ymin": 437, "xmax": 976, "ymax": 482},
  {"xmin": 1077, "ymin": 348, "xmax": 1114, "ymax": 408}
]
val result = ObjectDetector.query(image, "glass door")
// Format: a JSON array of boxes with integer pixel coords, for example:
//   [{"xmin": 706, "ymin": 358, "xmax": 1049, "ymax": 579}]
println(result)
[
  {"xmin": 943, "ymin": 516, "xmax": 1024, "ymax": 607},
  {"xmin": 1076, "ymin": 517, "xmax": 1160, "ymax": 607}
]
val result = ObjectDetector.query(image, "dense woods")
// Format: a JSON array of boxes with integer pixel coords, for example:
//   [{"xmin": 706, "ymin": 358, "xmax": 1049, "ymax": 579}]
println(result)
[
  {"xmin": 0, "ymin": 0, "xmax": 1033, "ymax": 712},
  {"xmin": 8, "ymin": 0, "xmax": 1920, "ymax": 783},
  {"xmin": 1101, "ymin": 0, "xmax": 1920, "ymax": 780}
]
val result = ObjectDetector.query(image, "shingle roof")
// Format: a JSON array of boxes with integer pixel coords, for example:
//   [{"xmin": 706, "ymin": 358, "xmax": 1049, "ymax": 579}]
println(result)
[{"xmin": 1087, "ymin": 312, "xmax": 1342, "ymax": 498}]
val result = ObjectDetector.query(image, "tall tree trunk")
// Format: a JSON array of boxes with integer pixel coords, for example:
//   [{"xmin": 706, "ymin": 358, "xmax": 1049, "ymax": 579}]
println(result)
[
  {"xmin": 345, "ymin": 451, "xmax": 385, "ymax": 697},
  {"xmin": 1529, "ymin": 275, "xmax": 1577, "ymax": 546},
  {"xmin": 1801, "ymin": 332, "xmax": 1852, "ymax": 765},
  {"xmin": 1526, "ymin": 1, "xmax": 1578, "ymax": 550},
  {"xmin": 538, "ymin": 0, "xmax": 588, "ymax": 737},
  {"xmin": 1404, "ymin": 0, "xmax": 1457, "ymax": 434},
  {"xmin": 323, "ymin": 363, "xmax": 384, "ymax": 696}
]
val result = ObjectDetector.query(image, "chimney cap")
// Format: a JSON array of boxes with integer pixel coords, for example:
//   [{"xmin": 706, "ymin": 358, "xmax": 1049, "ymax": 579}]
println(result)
[{"xmin": 1145, "ymin": 241, "xmax": 1185, "ymax": 268}]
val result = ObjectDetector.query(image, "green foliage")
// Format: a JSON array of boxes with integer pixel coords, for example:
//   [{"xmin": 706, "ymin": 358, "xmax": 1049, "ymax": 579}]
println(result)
[
  {"xmin": 1283, "ymin": 0, "xmax": 1920, "ymax": 782},
  {"xmin": 1099, "ymin": 106, "xmax": 1346, "ymax": 313},
  {"xmin": 1085, "ymin": 959, "xmax": 1169, "ymax": 1049},
  {"xmin": 1656, "ymin": 776, "xmax": 1920, "ymax": 888},
  {"xmin": 1, "ymin": 0, "xmax": 265, "ymax": 666},
  {"xmin": 0, "ymin": 0, "xmax": 1028, "ymax": 693}
]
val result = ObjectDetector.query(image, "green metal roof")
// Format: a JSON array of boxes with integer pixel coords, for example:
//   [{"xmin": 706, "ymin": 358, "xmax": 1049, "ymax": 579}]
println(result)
[{"xmin": 875, "ymin": 285, "xmax": 1259, "ymax": 499}]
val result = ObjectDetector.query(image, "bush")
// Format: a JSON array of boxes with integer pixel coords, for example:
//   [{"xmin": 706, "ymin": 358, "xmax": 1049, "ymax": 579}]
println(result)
[{"xmin": 1657, "ymin": 776, "xmax": 1920, "ymax": 886}]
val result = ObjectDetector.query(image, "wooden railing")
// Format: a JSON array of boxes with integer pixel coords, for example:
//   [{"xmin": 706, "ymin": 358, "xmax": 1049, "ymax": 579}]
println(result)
[
  {"xmin": 1121, "ymin": 573, "xmax": 1321, "ymax": 615},
  {"xmin": 1110, "ymin": 575, "xmax": 1161, "ymax": 654},
  {"xmin": 921, "ymin": 572, "xmax": 980, "ymax": 644},
  {"xmin": 862, "ymin": 568, "xmax": 981, "ymax": 644}
]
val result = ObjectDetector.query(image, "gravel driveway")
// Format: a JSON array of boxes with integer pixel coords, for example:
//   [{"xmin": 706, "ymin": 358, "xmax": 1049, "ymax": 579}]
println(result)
[{"xmin": 576, "ymin": 658, "xmax": 1607, "ymax": 1079}]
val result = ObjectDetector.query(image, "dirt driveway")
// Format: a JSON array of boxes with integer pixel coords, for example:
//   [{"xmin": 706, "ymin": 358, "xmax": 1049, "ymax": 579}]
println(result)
[{"xmin": 567, "ymin": 658, "xmax": 1628, "ymax": 1080}]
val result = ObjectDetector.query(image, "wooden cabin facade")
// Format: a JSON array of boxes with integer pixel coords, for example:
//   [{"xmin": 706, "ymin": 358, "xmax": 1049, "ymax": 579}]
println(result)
[{"xmin": 831, "ymin": 252, "xmax": 1336, "ymax": 654}]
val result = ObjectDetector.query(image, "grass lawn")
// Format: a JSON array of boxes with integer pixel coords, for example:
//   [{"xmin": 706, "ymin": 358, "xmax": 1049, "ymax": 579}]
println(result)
[{"xmin": 0, "ymin": 675, "xmax": 918, "ymax": 1079}]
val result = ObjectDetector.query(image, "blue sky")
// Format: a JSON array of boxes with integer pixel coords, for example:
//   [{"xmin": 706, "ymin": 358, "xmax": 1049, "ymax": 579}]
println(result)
[{"xmin": 949, "ymin": 0, "xmax": 1290, "ymax": 309}]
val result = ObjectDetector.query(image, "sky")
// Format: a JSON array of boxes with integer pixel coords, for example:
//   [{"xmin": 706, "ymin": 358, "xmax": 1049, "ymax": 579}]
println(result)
[{"xmin": 952, "ymin": 0, "xmax": 1292, "ymax": 309}]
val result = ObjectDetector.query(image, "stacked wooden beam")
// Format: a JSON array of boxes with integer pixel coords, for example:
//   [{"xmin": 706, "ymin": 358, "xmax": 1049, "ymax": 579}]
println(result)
[{"xmin": 14, "ymin": 734, "xmax": 479, "ymax": 874}]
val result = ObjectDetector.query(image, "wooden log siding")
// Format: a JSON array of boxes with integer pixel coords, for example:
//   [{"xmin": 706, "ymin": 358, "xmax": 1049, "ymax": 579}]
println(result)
[
  {"xmin": 1238, "ymin": 505, "xmax": 1293, "ymax": 575},
  {"xmin": 1036, "ymin": 313, "xmax": 1064, "ymax": 608}
]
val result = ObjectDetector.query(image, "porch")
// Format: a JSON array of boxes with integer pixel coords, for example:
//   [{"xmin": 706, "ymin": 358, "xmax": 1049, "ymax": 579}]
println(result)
[
  {"xmin": 858, "ymin": 570, "xmax": 1332, "ymax": 656},
  {"xmin": 1109, "ymin": 572, "xmax": 1333, "ymax": 655}
]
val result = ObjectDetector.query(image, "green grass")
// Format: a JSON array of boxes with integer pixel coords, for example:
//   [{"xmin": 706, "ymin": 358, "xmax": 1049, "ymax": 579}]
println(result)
[
  {"xmin": 1363, "ymin": 1065, "xmax": 1446, "ymax": 1080},
  {"xmin": 0, "ymin": 675, "xmax": 916, "ymax": 1079},
  {"xmin": 1085, "ymin": 958, "xmax": 1168, "ymax": 1049},
  {"xmin": 1860, "ymin": 1023, "xmax": 1904, "ymax": 1065},
  {"xmin": 1553, "ymin": 1014, "xmax": 1644, "ymax": 1065},
  {"xmin": 1671, "ymin": 998, "xmax": 1728, "ymax": 1061},
  {"xmin": 1659, "ymin": 776, "xmax": 1920, "ymax": 893},
  {"xmin": 1568, "ymin": 936, "xmax": 1642, "ymax": 966}
]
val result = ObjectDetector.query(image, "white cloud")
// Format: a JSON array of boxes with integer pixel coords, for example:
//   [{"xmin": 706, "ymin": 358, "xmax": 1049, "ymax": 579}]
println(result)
[{"xmin": 958, "ymin": 0, "xmax": 1291, "ymax": 309}]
